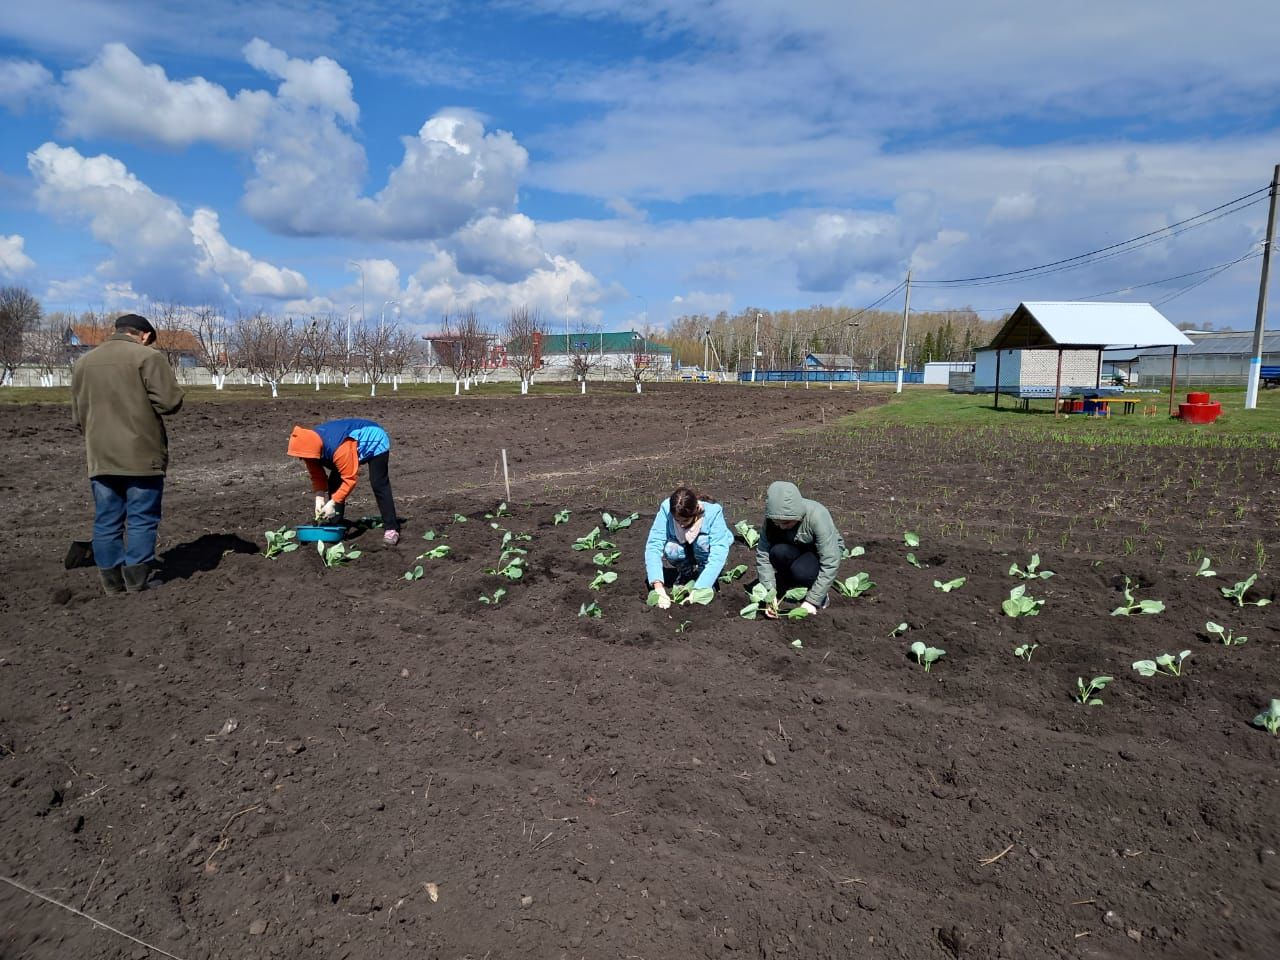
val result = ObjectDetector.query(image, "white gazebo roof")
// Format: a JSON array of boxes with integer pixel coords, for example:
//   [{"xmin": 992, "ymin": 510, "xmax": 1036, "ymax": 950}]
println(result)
[{"xmin": 986, "ymin": 302, "xmax": 1194, "ymax": 351}]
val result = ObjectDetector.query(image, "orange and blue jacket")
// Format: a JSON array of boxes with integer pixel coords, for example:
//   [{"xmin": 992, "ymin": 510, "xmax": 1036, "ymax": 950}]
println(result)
[{"xmin": 286, "ymin": 418, "xmax": 390, "ymax": 504}]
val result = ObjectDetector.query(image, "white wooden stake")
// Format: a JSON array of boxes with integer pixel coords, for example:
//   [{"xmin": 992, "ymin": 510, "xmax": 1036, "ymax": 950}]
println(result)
[{"xmin": 501, "ymin": 448, "xmax": 511, "ymax": 502}]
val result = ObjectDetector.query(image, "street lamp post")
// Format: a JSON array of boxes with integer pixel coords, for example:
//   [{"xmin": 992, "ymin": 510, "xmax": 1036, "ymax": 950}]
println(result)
[
  {"xmin": 345, "ymin": 305, "xmax": 358, "ymax": 353},
  {"xmin": 380, "ymin": 299, "xmax": 399, "ymax": 336},
  {"xmin": 751, "ymin": 312, "xmax": 762, "ymax": 383},
  {"xmin": 346, "ymin": 259, "xmax": 365, "ymax": 331}
]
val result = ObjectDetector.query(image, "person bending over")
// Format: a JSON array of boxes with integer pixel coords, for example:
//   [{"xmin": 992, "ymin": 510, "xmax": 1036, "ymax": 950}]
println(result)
[
  {"xmin": 287, "ymin": 418, "xmax": 402, "ymax": 545},
  {"xmin": 755, "ymin": 480, "xmax": 843, "ymax": 617},
  {"xmin": 644, "ymin": 485, "xmax": 733, "ymax": 609}
]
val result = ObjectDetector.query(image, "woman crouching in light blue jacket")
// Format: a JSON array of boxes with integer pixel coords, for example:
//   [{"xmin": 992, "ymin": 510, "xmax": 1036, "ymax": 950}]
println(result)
[{"xmin": 644, "ymin": 486, "xmax": 734, "ymax": 609}]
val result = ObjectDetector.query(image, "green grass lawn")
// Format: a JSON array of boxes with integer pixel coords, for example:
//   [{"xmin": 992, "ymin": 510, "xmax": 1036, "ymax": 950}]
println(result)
[{"xmin": 850, "ymin": 386, "xmax": 1280, "ymax": 446}]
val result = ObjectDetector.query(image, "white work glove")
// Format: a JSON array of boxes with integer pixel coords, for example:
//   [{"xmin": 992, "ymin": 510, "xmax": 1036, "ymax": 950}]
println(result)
[
  {"xmin": 315, "ymin": 495, "xmax": 327, "ymax": 516},
  {"xmin": 317, "ymin": 498, "xmax": 339, "ymax": 520},
  {"xmin": 800, "ymin": 600, "xmax": 819, "ymax": 616},
  {"xmin": 653, "ymin": 584, "xmax": 671, "ymax": 609}
]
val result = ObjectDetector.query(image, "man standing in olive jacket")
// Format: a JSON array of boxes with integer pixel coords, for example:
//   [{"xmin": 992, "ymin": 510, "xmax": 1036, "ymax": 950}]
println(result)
[{"xmin": 71, "ymin": 313, "xmax": 184, "ymax": 594}]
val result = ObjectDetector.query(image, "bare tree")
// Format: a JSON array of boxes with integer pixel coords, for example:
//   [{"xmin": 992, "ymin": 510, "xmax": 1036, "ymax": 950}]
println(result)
[
  {"xmin": 565, "ymin": 327, "xmax": 602, "ymax": 390},
  {"xmin": 298, "ymin": 316, "xmax": 333, "ymax": 390},
  {"xmin": 190, "ymin": 305, "xmax": 233, "ymax": 388},
  {"xmin": 503, "ymin": 305, "xmax": 545, "ymax": 394},
  {"xmin": 438, "ymin": 309, "xmax": 488, "ymax": 391},
  {"xmin": 27, "ymin": 315, "xmax": 68, "ymax": 386},
  {"xmin": 151, "ymin": 301, "xmax": 190, "ymax": 372},
  {"xmin": 327, "ymin": 322, "xmax": 359, "ymax": 389},
  {"xmin": 231, "ymin": 311, "xmax": 303, "ymax": 397},
  {"xmin": 620, "ymin": 333, "xmax": 666, "ymax": 393},
  {"xmin": 356, "ymin": 322, "xmax": 393, "ymax": 397},
  {"xmin": 0, "ymin": 286, "xmax": 41, "ymax": 385},
  {"xmin": 384, "ymin": 326, "xmax": 418, "ymax": 390}
]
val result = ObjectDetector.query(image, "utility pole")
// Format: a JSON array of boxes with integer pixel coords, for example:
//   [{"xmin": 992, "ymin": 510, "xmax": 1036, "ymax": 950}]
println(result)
[
  {"xmin": 896, "ymin": 270, "xmax": 913, "ymax": 393},
  {"xmin": 1245, "ymin": 164, "xmax": 1279, "ymax": 410},
  {"xmin": 703, "ymin": 330, "xmax": 710, "ymax": 372}
]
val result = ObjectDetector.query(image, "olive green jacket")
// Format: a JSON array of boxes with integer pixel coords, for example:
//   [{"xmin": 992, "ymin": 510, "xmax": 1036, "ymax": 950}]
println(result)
[
  {"xmin": 755, "ymin": 481, "xmax": 844, "ymax": 605},
  {"xmin": 71, "ymin": 333, "xmax": 184, "ymax": 477}
]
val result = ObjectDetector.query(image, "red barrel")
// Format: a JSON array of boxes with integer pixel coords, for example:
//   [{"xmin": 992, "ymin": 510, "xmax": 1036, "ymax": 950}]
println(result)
[
  {"xmin": 1178, "ymin": 401, "xmax": 1222, "ymax": 424},
  {"xmin": 1186, "ymin": 391, "xmax": 1211, "ymax": 405}
]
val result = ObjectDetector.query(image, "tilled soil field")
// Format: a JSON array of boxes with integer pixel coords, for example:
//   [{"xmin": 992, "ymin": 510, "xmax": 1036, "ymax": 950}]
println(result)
[{"xmin": 1, "ymin": 383, "xmax": 1278, "ymax": 960}]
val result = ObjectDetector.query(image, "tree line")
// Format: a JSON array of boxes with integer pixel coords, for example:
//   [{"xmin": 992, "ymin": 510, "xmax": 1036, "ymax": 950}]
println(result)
[{"xmin": 661, "ymin": 305, "xmax": 1004, "ymax": 370}]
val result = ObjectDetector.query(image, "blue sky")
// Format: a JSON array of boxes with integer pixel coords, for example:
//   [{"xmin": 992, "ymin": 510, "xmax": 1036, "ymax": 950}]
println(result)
[{"xmin": 0, "ymin": 0, "xmax": 1277, "ymax": 333}]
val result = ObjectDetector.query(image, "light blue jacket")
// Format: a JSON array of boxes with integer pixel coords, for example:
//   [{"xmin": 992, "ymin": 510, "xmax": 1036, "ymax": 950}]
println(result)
[{"xmin": 644, "ymin": 500, "xmax": 733, "ymax": 590}]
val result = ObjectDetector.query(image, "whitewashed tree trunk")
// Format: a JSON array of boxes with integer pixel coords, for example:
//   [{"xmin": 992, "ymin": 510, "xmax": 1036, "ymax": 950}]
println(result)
[
  {"xmin": 580, "ymin": 380, "xmax": 586, "ymax": 394},
  {"xmin": 454, "ymin": 381, "xmax": 460, "ymax": 396},
  {"xmin": 269, "ymin": 381, "xmax": 279, "ymax": 398},
  {"xmin": 370, "ymin": 383, "xmax": 377, "ymax": 397},
  {"xmin": 635, "ymin": 382, "xmax": 642, "ymax": 393}
]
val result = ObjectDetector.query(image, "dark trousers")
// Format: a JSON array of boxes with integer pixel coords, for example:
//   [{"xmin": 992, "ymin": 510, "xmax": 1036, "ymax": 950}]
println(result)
[
  {"xmin": 769, "ymin": 542, "xmax": 820, "ymax": 591},
  {"xmin": 327, "ymin": 452, "xmax": 400, "ymax": 531},
  {"xmin": 91, "ymin": 475, "xmax": 164, "ymax": 568}
]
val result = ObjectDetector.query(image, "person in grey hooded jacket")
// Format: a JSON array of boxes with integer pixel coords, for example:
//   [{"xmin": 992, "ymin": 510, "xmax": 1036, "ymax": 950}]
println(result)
[{"xmin": 755, "ymin": 480, "xmax": 844, "ymax": 616}]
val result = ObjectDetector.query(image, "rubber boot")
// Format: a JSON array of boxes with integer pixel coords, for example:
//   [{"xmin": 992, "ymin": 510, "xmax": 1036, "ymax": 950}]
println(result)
[
  {"xmin": 122, "ymin": 563, "xmax": 155, "ymax": 593},
  {"xmin": 99, "ymin": 566, "xmax": 126, "ymax": 596}
]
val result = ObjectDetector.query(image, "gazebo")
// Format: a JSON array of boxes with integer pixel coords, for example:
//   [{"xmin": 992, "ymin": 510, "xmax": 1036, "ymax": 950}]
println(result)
[{"xmin": 984, "ymin": 302, "xmax": 1193, "ymax": 416}]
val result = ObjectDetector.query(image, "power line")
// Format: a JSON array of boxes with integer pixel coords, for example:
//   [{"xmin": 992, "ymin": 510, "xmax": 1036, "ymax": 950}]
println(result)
[
  {"xmin": 914, "ymin": 184, "xmax": 1272, "ymax": 287},
  {"xmin": 1155, "ymin": 252, "xmax": 1261, "ymax": 307},
  {"xmin": 1080, "ymin": 248, "xmax": 1264, "ymax": 301}
]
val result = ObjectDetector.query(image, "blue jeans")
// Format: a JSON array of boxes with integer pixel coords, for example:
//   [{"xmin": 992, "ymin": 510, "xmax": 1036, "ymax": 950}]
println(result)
[{"xmin": 91, "ymin": 476, "xmax": 164, "ymax": 569}]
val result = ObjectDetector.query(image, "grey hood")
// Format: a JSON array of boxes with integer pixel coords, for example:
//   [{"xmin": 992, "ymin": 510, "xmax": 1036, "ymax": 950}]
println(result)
[{"xmin": 764, "ymin": 481, "xmax": 805, "ymax": 520}]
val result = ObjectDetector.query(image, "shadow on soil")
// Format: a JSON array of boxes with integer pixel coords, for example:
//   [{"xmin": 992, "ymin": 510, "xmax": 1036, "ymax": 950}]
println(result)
[{"xmin": 158, "ymin": 533, "xmax": 260, "ymax": 579}]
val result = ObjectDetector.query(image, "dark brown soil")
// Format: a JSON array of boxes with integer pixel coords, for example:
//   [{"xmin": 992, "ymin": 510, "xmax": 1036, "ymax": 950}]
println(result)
[{"xmin": 2, "ymin": 384, "xmax": 1278, "ymax": 960}]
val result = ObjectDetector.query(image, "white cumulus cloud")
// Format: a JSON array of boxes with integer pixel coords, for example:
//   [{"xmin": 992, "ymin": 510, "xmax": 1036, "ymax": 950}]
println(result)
[
  {"xmin": 28, "ymin": 142, "xmax": 308, "ymax": 303},
  {"xmin": 0, "ymin": 234, "xmax": 36, "ymax": 276},
  {"xmin": 58, "ymin": 43, "xmax": 271, "ymax": 148},
  {"xmin": 0, "ymin": 58, "xmax": 53, "ymax": 112},
  {"xmin": 451, "ymin": 214, "xmax": 549, "ymax": 282}
]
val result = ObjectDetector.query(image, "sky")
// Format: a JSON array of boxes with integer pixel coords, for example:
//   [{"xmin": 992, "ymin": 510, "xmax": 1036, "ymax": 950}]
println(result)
[{"xmin": 0, "ymin": 0, "xmax": 1278, "ymax": 334}]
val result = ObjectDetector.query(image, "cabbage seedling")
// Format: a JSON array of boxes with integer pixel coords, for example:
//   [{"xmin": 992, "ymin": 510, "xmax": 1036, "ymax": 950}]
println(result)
[
  {"xmin": 589, "ymin": 569, "xmax": 618, "ymax": 590},
  {"xmin": 601, "ymin": 511, "xmax": 639, "ymax": 532},
  {"xmin": 1074, "ymin": 675, "xmax": 1112, "ymax": 706},
  {"xmin": 1013, "ymin": 643, "xmax": 1039, "ymax": 662},
  {"xmin": 420, "ymin": 545, "xmax": 451, "ymax": 560},
  {"xmin": 486, "ymin": 554, "xmax": 526, "ymax": 580},
  {"xmin": 834, "ymin": 572, "xmax": 874, "ymax": 598},
  {"xmin": 889, "ymin": 622, "xmax": 909, "ymax": 637},
  {"xmin": 719, "ymin": 564, "xmax": 748, "ymax": 583},
  {"xmin": 1002, "ymin": 584, "xmax": 1044, "ymax": 617},
  {"xmin": 479, "ymin": 587, "xmax": 507, "ymax": 605},
  {"xmin": 452, "ymin": 513, "xmax": 468, "ymax": 523},
  {"xmin": 903, "ymin": 531, "xmax": 920, "ymax": 548},
  {"xmin": 734, "ymin": 520, "xmax": 760, "ymax": 548},
  {"xmin": 263, "ymin": 527, "xmax": 298, "ymax": 559},
  {"xmin": 909, "ymin": 641, "xmax": 945, "ymax": 671},
  {"xmin": 1205, "ymin": 621, "xmax": 1247, "ymax": 645},
  {"xmin": 740, "ymin": 584, "xmax": 803, "ymax": 619},
  {"xmin": 592, "ymin": 550, "xmax": 621, "ymax": 567},
  {"xmin": 571, "ymin": 527, "xmax": 615, "ymax": 552},
  {"xmin": 934, "ymin": 577, "xmax": 966, "ymax": 593},
  {"xmin": 1252, "ymin": 699, "xmax": 1280, "ymax": 736},
  {"xmin": 421, "ymin": 529, "xmax": 444, "ymax": 541},
  {"xmin": 1195, "ymin": 557, "xmax": 1216, "ymax": 577},
  {"xmin": 1009, "ymin": 554, "xmax": 1054, "ymax": 580},
  {"xmin": 676, "ymin": 620, "xmax": 691, "ymax": 634},
  {"xmin": 785, "ymin": 604, "xmax": 811, "ymax": 620},
  {"xmin": 790, "ymin": 638, "xmax": 803, "ymax": 649},
  {"xmin": 841, "ymin": 545, "xmax": 866, "ymax": 559},
  {"xmin": 1111, "ymin": 576, "xmax": 1165, "ymax": 616},
  {"xmin": 578, "ymin": 600, "xmax": 603, "ymax": 619},
  {"xmin": 1221, "ymin": 574, "xmax": 1271, "ymax": 608},
  {"xmin": 1132, "ymin": 650, "xmax": 1191, "ymax": 678},
  {"xmin": 553, "ymin": 509, "xmax": 571, "ymax": 525},
  {"xmin": 681, "ymin": 586, "xmax": 714, "ymax": 606},
  {"xmin": 317, "ymin": 541, "xmax": 361, "ymax": 568},
  {"xmin": 485, "ymin": 502, "xmax": 513, "ymax": 520},
  {"xmin": 906, "ymin": 552, "xmax": 924, "ymax": 569}
]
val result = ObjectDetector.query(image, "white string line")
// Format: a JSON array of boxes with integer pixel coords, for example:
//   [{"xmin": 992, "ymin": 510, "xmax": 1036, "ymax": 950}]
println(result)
[{"xmin": 0, "ymin": 875, "xmax": 191, "ymax": 960}]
